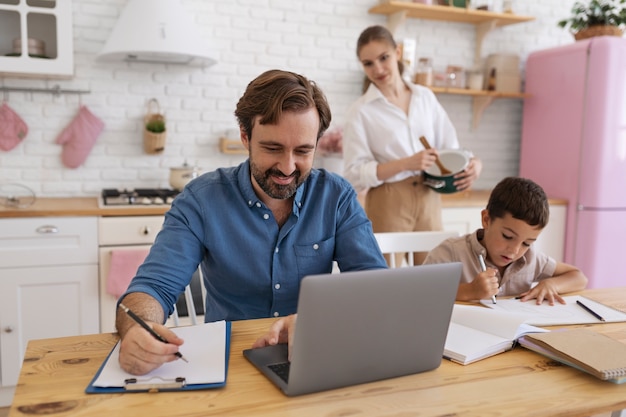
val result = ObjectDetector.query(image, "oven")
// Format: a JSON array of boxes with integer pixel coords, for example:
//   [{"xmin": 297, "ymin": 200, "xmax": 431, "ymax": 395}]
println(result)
[{"xmin": 98, "ymin": 215, "xmax": 165, "ymax": 333}]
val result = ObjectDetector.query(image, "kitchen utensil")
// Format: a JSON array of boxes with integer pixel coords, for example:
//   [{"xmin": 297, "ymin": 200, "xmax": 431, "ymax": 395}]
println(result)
[
  {"xmin": 0, "ymin": 183, "xmax": 36, "ymax": 208},
  {"xmin": 423, "ymin": 149, "xmax": 470, "ymax": 194},
  {"xmin": 419, "ymin": 136, "xmax": 452, "ymax": 175},
  {"xmin": 169, "ymin": 162, "xmax": 202, "ymax": 191}
]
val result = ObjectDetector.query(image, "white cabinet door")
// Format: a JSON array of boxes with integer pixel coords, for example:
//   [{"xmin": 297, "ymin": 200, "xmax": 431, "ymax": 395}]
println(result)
[
  {"xmin": 0, "ymin": 0, "xmax": 74, "ymax": 77},
  {"xmin": 442, "ymin": 207, "xmax": 483, "ymax": 236},
  {"xmin": 0, "ymin": 264, "xmax": 99, "ymax": 389}
]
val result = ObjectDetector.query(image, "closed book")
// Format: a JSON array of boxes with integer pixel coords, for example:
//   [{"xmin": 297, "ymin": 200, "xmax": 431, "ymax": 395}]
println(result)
[{"xmin": 519, "ymin": 329, "xmax": 626, "ymax": 384}]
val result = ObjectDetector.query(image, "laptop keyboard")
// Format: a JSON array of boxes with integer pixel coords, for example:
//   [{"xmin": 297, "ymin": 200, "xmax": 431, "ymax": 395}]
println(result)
[{"xmin": 268, "ymin": 362, "xmax": 290, "ymax": 383}]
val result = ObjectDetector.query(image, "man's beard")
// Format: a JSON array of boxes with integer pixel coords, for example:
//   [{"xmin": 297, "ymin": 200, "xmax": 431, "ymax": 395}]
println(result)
[{"xmin": 250, "ymin": 162, "xmax": 309, "ymax": 200}]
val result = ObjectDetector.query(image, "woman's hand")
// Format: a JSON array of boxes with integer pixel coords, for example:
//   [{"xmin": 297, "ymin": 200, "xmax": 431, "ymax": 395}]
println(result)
[
  {"xmin": 453, "ymin": 157, "xmax": 482, "ymax": 191},
  {"xmin": 403, "ymin": 149, "xmax": 439, "ymax": 172}
]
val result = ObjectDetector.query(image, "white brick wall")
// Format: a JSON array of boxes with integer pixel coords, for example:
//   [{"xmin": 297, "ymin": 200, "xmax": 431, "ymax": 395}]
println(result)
[{"xmin": 0, "ymin": 0, "xmax": 578, "ymax": 196}]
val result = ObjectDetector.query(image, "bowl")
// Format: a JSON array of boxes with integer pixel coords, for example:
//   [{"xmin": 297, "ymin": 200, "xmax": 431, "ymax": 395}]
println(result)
[{"xmin": 423, "ymin": 149, "xmax": 470, "ymax": 194}]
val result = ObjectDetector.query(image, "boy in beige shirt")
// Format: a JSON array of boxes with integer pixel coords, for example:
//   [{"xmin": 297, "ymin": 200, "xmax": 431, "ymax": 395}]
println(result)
[{"xmin": 424, "ymin": 177, "xmax": 587, "ymax": 305}]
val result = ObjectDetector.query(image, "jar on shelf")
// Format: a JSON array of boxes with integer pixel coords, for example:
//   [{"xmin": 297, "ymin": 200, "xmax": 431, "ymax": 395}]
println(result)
[
  {"xmin": 414, "ymin": 57, "xmax": 433, "ymax": 87},
  {"xmin": 446, "ymin": 65, "xmax": 465, "ymax": 88}
]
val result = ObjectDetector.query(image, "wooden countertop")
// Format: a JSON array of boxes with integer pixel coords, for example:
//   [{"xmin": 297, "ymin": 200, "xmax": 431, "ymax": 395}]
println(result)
[
  {"xmin": 0, "ymin": 191, "xmax": 568, "ymax": 218},
  {"xmin": 8, "ymin": 287, "xmax": 626, "ymax": 417}
]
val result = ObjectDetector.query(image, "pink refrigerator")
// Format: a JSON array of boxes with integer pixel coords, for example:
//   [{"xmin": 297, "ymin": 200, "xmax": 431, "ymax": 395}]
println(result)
[{"xmin": 519, "ymin": 36, "xmax": 626, "ymax": 289}]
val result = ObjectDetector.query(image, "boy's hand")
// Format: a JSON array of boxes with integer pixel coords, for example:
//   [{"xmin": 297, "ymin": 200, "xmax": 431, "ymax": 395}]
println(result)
[
  {"xmin": 517, "ymin": 280, "xmax": 566, "ymax": 305},
  {"xmin": 461, "ymin": 269, "xmax": 499, "ymax": 301}
]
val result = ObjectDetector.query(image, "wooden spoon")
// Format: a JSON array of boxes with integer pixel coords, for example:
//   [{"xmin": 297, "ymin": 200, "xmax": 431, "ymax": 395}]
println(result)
[{"xmin": 419, "ymin": 136, "xmax": 452, "ymax": 175}]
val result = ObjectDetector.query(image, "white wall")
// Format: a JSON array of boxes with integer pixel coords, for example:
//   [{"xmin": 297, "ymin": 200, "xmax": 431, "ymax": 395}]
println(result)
[{"xmin": 0, "ymin": 0, "xmax": 578, "ymax": 197}]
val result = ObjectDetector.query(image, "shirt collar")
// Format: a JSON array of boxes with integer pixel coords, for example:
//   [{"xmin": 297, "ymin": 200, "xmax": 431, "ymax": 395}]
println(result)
[{"xmin": 362, "ymin": 77, "xmax": 423, "ymax": 105}]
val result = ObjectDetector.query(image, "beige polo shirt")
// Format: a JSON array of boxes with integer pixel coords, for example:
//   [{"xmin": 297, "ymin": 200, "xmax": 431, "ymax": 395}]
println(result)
[{"xmin": 424, "ymin": 229, "xmax": 557, "ymax": 297}]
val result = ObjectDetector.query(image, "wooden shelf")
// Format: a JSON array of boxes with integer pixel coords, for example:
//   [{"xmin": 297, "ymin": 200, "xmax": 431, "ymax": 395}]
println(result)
[
  {"xmin": 431, "ymin": 87, "xmax": 529, "ymax": 129},
  {"xmin": 430, "ymin": 86, "xmax": 528, "ymax": 99},
  {"xmin": 368, "ymin": 2, "xmax": 534, "ymax": 27}
]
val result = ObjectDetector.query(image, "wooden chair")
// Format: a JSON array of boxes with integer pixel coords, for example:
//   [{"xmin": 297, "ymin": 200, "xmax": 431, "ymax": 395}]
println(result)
[
  {"xmin": 374, "ymin": 230, "xmax": 459, "ymax": 268},
  {"xmin": 169, "ymin": 267, "xmax": 206, "ymax": 327}
]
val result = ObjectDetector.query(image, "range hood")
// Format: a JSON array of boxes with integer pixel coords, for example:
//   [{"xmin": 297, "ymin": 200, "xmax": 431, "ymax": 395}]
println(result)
[{"xmin": 97, "ymin": 0, "xmax": 217, "ymax": 65}]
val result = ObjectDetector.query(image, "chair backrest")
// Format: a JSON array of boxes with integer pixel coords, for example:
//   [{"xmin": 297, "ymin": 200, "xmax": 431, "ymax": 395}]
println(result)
[
  {"xmin": 169, "ymin": 267, "xmax": 206, "ymax": 327},
  {"xmin": 374, "ymin": 231, "xmax": 459, "ymax": 268}
]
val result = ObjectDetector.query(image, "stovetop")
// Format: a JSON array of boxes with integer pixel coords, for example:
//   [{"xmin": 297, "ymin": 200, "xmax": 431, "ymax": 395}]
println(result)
[{"xmin": 100, "ymin": 188, "xmax": 180, "ymax": 206}]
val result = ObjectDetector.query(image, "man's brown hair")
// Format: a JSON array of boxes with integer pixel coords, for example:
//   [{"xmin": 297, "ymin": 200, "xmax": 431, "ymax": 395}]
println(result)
[{"xmin": 234, "ymin": 69, "xmax": 332, "ymax": 141}]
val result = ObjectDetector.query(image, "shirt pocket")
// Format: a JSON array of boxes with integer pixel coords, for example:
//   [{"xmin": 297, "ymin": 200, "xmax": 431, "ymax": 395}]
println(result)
[{"xmin": 294, "ymin": 237, "xmax": 335, "ymax": 277}]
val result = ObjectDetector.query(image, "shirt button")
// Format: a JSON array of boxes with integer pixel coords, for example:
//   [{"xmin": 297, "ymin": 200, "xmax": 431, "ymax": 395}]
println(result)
[
  {"xmin": 263, "ymin": 213, "xmax": 270, "ymax": 220},
  {"xmin": 297, "ymin": 202, "xmax": 302, "ymax": 208},
  {"xmin": 274, "ymin": 283, "xmax": 281, "ymax": 290},
  {"xmin": 313, "ymin": 243, "xmax": 319, "ymax": 250},
  {"xmin": 248, "ymin": 200, "xmax": 253, "ymax": 206},
  {"xmin": 275, "ymin": 247, "xmax": 279, "ymax": 253},
  {"xmin": 273, "ymin": 311, "xmax": 279, "ymax": 317},
  {"xmin": 256, "ymin": 202, "xmax": 262, "ymax": 208}
]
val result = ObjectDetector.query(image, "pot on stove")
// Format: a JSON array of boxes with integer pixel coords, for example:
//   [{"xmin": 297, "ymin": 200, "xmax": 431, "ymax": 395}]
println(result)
[{"xmin": 169, "ymin": 162, "xmax": 202, "ymax": 191}]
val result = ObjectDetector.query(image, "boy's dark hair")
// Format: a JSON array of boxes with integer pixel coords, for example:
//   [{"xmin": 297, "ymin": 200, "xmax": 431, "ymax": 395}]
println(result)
[
  {"xmin": 486, "ymin": 177, "xmax": 549, "ymax": 228},
  {"xmin": 234, "ymin": 69, "xmax": 332, "ymax": 142}
]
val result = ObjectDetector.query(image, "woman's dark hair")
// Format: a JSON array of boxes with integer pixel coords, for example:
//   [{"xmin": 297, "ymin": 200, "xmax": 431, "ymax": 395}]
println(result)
[
  {"xmin": 234, "ymin": 69, "xmax": 332, "ymax": 141},
  {"xmin": 486, "ymin": 177, "xmax": 550, "ymax": 228},
  {"xmin": 356, "ymin": 25, "xmax": 405, "ymax": 93}
]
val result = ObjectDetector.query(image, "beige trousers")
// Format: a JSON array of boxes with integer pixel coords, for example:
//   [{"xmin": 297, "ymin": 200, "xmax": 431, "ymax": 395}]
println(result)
[{"xmin": 365, "ymin": 175, "xmax": 442, "ymax": 266}]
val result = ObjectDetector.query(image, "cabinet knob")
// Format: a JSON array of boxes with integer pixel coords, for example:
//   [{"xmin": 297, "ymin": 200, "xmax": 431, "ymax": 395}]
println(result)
[
  {"xmin": 4, "ymin": 326, "xmax": 14, "ymax": 333},
  {"xmin": 141, "ymin": 226, "xmax": 151, "ymax": 235},
  {"xmin": 36, "ymin": 225, "xmax": 59, "ymax": 234}
]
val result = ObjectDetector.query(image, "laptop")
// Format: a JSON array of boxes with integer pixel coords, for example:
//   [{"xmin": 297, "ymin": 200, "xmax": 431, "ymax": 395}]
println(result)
[{"xmin": 243, "ymin": 262, "xmax": 462, "ymax": 396}]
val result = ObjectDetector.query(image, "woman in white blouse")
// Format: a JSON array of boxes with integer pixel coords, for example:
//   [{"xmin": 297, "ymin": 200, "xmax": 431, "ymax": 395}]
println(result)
[{"xmin": 343, "ymin": 25, "xmax": 482, "ymax": 265}]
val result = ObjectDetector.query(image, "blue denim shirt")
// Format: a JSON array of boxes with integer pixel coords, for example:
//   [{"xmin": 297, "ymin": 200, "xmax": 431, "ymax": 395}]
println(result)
[{"xmin": 124, "ymin": 161, "xmax": 386, "ymax": 322}]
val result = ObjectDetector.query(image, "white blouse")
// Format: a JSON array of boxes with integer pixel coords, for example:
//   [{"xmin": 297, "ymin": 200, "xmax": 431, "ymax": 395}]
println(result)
[{"xmin": 343, "ymin": 81, "xmax": 459, "ymax": 192}]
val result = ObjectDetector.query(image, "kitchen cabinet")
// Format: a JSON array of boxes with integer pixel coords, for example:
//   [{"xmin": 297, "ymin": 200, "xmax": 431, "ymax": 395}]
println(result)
[
  {"xmin": 368, "ymin": 1, "xmax": 533, "ymax": 127},
  {"xmin": 0, "ymin": 0, "xmax": 74, "ymax": 77},
  {"xmin": 0, "ymin": 216, "xmax": 98, "ymax": 406},
  {"xmin": 441, "ymin": 204, "xmax": 566, "ymax": 262}
]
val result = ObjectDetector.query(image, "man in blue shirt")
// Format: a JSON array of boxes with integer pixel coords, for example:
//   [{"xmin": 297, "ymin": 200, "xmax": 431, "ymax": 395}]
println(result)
[{"xmin": 116, "ymin": 69, "xmax": 387, "ymax": 375}]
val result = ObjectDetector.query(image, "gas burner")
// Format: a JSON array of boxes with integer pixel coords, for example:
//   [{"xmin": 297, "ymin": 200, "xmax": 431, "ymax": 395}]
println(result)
[{"xmin": 101, "ymin": 188, "xmax": 179, "ymax": 206}]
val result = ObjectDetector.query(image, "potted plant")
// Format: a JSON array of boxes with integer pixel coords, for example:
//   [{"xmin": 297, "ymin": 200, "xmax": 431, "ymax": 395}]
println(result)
[
  {"xmin": 145, "ymin": 118, "xmax": 166, "ymax": 134},
  {"xmin": 558, "ymin": 0, "xmax": 626, "ymax": 41},
  {"xmin": 143, "ymin": 98, "xmax": 167, "ymax": 154}
]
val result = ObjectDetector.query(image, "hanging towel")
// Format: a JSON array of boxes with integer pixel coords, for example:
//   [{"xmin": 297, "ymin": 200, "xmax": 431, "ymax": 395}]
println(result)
[
  {"xmin": 106, "ymin": 248, "xmax": 150, "ymax": 298},
  {"xmin": 0, "ymin": 102, "xmax": 28, "ymax": 151},
  {"xmin": 56, "ymin": 105, "xmax": 104, "ymax": 168}
]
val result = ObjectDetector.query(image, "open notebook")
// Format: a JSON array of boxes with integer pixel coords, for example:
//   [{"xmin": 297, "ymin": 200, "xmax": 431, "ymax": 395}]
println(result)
[
  {"xmin": 480, "ymin": 295, "xmax": 626, "ymax": 326},
  {"xmin": 444, "ymin": 304, "xmax": 548, "ymax": 365}
]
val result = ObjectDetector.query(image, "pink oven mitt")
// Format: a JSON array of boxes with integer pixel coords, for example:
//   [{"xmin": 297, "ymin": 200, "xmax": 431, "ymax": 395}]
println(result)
[
  {"xmin": 0, "ymin": 102, "xmax": 28, "ymax": 151},
  {"xmin": 56, "ymin": 105, "xmax": 105, "ymax": 168}
]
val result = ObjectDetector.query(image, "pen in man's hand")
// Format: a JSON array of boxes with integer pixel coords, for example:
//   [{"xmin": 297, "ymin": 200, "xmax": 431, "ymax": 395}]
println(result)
[
  {"xmin": 119, "ymin": 303, "xmax": 189, "ymax": 362},
  {"xmin": 478, "ymin": 254, "xmax": 496, "ymax": 304},
  {"xmin": 576, "ymin": 299, "xmax": 606, "ymax": 322}
]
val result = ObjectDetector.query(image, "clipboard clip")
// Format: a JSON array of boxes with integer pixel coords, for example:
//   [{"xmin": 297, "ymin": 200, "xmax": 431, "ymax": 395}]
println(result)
[{"xmin": 124, "ymin": 376, "xmax": 187, "ymax": 392}]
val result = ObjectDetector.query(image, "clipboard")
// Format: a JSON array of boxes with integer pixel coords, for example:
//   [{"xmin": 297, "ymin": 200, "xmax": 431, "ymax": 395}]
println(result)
[{"xmin": 86, "ymin": 321, "xmax": 231, "ymax": 393}]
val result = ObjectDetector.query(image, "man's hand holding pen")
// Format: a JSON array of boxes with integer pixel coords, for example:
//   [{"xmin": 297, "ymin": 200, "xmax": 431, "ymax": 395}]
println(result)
[{"xmin": 118, "ymin": 318, "xmax": 186, "ymax": 376}]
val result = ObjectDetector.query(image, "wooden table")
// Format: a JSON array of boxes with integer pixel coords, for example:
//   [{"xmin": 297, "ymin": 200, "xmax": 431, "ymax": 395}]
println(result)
[{"xmin": 9, "ymin": 287, "xmax": 626, "ymax": 417}]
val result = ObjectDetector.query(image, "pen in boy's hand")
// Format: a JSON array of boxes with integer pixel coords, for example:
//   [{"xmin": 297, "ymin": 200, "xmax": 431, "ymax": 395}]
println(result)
[
  {"xmin": 119, "ymin": 303, "xmax": 189, "ymax": 363},
  {"xmin": 478, "ymin": 254, "xmax": 496, "ymax": 304}
]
